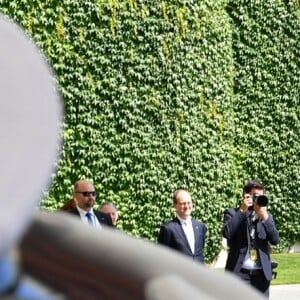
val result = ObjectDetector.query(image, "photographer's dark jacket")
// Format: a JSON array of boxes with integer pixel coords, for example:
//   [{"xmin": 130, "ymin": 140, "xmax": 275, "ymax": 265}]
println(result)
[{"xmin": 222, "ymin": 208, "xmax": 280, "ymax": 281}]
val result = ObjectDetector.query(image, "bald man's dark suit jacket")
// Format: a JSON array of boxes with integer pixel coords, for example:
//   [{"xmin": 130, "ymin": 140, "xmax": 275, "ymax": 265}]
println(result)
[
  {"xmin": 157, "ymin": 217, "xmax": 207, "ymax": 263},
  {"xmin": 68, "ymin": 208, "xmax": 114, "ymax": 227},
  {"xmin": 222, "ymin": 208, "xmax": 280, "ymax": 281}
]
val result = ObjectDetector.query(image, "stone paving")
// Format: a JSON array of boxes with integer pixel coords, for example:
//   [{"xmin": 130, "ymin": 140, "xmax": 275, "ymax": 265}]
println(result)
[{"xmin": 270, "ymin": 284, "xmax": 300, "ymax": 300}]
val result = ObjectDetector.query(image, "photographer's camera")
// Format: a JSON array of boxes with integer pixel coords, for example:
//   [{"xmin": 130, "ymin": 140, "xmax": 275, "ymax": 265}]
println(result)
[{"xmin": 252, "ymin": 193, "xmax": 268, "ymax": 207}]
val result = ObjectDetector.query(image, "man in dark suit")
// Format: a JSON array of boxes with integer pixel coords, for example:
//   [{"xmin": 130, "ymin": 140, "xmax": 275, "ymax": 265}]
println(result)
[
  {"xmin": 157, "ymin": 189, "xmax": 207, "ymax": 263},
  {"xmin": 68, "ymin": 180, "xmax": 113, "ymax": 228},
  {"xmin": 222, "ymin": 180, "xmax": 280, "ymax": 298}
]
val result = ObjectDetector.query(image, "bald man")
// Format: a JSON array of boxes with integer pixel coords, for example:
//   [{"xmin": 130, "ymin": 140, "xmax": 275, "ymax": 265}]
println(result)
[
  {"xmin": 68, "ymin": 180, "xmax": 113, "ymax": 228},
  {"xmin": 157, "ymin": 189, "xmax": 207, "ymax": 263}
]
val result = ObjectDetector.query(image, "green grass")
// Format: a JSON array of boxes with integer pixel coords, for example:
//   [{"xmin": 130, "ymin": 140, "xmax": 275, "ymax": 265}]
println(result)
[
  {"xmin": 270, "ymin": 253, "xmax": 300, "ymax": 285},
  {"xmin": 211, "ymin": 253, "xmax": 300, "ymax": 285}
]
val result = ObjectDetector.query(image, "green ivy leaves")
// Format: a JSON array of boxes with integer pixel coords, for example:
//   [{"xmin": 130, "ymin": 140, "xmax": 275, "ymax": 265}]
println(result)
[{"xmin": 1, "ymin": 0, "xmax": 299, "ymax": 262}]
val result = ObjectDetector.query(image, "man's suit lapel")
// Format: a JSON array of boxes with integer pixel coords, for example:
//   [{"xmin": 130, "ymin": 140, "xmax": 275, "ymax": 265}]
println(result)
[
  {"xmin": 95, "ymin": 211, "xmax": 105, "ymax": 224},
  {"xmin": 191, "ymin": 218, "xmax": 199, "ymax": 248},
  {"xmin": 174, "ymin": 217, "xmax": 193, "ymax": 254},
  {"xmin": 174, "ymin": 218, "xmax": 186, "ymax": 241}
]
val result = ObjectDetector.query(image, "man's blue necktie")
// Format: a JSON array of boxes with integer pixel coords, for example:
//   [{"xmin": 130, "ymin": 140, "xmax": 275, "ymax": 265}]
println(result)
[{"xmin": 85, "ymin": 212, "xmax": 93, "ymax": 225}]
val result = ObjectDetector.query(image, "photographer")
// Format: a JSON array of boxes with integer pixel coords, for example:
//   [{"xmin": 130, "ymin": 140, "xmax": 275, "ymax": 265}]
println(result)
[{"xmin": 222, "ymin": 180, "xmax": 280, "ymax": 298}]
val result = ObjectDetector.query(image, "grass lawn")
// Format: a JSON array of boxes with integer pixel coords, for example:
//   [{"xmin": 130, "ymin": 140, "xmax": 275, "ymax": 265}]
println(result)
[
  {"xmin": 270, "ymin": 253, "xmax": 300, "ymax": 285},
  {"xmin": 211, "ymin": 253, "xmax": 300, "ymax": 285}
]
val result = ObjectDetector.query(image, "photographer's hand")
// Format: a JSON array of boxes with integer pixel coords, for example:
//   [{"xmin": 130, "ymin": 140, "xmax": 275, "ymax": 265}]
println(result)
[
  {"xmin": 240, "ymin": 194, "xmax": 253, "ymax": 212},
  {"xmin": 254, "ymin": 203, "xmax": 269, "ymax": 221}
]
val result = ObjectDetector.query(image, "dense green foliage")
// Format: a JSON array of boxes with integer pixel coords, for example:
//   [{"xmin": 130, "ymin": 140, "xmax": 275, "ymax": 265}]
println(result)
[
  {"xmin": 0, "ymin": 0, "xmax": 299, "ymax": 262},
  {"xmin": 227, "ymin": 0, "xmax": 300, "ymax": 250}
]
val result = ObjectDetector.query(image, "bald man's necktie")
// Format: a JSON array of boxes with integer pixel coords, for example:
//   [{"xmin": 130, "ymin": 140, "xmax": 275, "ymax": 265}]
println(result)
[{"xmin": 85, "ymin": 212, "xmax": 93, "ymax": 225}]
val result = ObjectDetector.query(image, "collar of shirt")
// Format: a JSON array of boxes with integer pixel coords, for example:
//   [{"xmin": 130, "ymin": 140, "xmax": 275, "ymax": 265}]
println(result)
[
  {"xmin": 76, "ymin": 207, "xmax": 101, "ymax": 228},
  {"xmin": 177, "ymin": 215, "xmax": 192, "ymax": 226},
  {"xmin": 76, "ymin": 206, "xmax": 94, "ymax": 218}
]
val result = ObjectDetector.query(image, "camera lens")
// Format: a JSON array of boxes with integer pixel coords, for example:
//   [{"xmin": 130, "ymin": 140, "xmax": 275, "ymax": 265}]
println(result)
[{"xmin": 253, "ymin": 194, "xmax": 268, "ymax": 207}]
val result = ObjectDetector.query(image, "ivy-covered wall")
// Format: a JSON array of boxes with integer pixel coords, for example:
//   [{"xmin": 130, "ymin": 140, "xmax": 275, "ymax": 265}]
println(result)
[
  {"xmin": 226, "ymin": 0, "xmax": 300, "ymax": 251},
  {"xmin": 0, "ymin": 0, "xmax": 299, "ymax": 262}
]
